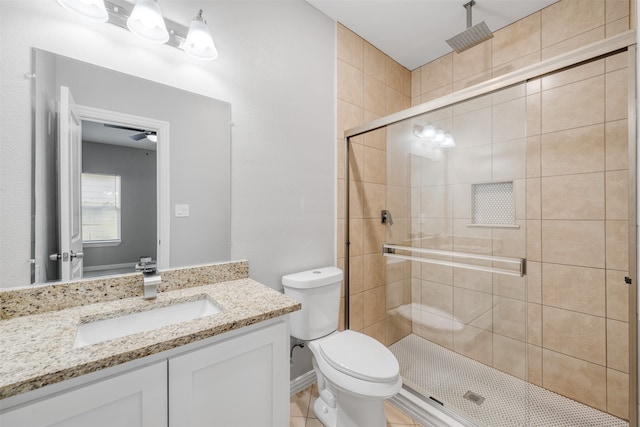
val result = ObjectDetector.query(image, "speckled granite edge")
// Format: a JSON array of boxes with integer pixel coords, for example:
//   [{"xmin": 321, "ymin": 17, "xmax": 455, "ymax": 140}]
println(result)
[
  {"xmin": 9, "ymin": 312, "xmax": 286, "ymax": 398},
  {"xmin": 159, "ymin": 261, "xmax": 248, "ymax": 291},
  {"xmin": 0, "ymin": 278, "xmax": 300, "ymax": 400},
  {"xmin": 0, "ymin": 260, "xmax": 248, "ymax": 320}
]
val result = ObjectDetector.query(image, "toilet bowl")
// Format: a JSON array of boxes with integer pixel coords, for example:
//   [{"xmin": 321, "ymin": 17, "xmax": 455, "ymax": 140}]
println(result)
[
  {"xmin": 309, "ymin": 330, "xmax": 402, "ymax": 427},
  {"xmin": 282, "ymin": 267, "xmax": 402, "ymax": 427}
]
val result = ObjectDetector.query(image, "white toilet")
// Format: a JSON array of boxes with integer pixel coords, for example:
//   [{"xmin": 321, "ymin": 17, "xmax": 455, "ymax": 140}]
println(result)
[{"xmin": 282, "ymin": 267, "xmax": 402, "ymax": 427}]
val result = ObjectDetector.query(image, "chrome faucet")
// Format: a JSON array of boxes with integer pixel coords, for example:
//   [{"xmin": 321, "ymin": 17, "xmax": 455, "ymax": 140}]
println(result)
[{"xmin": 135, "ymin": 257, "xmax": 161, "ymax": 300}]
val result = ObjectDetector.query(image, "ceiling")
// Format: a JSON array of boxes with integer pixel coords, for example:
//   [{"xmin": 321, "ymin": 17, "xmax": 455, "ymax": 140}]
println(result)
[
  {"xmin": 305, "ymin": 0, "xmax": 558, "ymax": 70},
  {"xmin": 83, "ymin": 120, "xmax": 157, "ymax": 151}
]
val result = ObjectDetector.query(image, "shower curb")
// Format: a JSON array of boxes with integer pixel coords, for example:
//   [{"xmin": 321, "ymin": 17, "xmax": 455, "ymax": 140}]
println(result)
[{"xmin": 389, "ymin": 387, "xmax": 477, "ymax": 427}]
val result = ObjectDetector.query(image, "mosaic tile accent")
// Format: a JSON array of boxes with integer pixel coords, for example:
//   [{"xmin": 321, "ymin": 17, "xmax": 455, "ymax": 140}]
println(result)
[{"xmin": 472, "ymin": 182, "xmax": 515, "ymax": 226}]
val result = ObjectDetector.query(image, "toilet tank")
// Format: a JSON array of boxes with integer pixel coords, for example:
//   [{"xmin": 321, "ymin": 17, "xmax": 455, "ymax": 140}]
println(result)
[{"xmin": 282, "ymin": 267, "xmax": 343, "ymax": 340}]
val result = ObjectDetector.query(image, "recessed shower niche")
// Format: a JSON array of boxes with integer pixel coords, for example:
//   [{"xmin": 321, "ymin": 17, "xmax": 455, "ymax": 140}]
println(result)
[{"xmin": 471, "ymin": 181, "xmax": 517, "ymax": 227}]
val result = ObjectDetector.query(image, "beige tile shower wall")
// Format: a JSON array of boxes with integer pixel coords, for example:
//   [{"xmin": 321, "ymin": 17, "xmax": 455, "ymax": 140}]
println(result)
[
  {"xmin": 530, "ymin": 52, "xmax": 629, "ymax": 419},
  {"xmin": 336, "ymin": 24, "xmax": 413, "ymax": 345},
  {"xmin": 411, "ymin": 0, "xmax": 633, "ymax": 105},
  {"xmin": 407, "ymin": 0, "xmax": 632, "ymax": 419}
]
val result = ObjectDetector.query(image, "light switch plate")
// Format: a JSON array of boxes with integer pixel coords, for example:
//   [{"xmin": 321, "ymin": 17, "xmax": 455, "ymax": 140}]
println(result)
[{"xmin": 175, "ymin": 204, "xmax": 190, "ymax": 217}]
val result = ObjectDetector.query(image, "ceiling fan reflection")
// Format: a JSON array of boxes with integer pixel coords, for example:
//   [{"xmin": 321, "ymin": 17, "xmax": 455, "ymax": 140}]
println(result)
[{"xmin": 103, "ymin": 123, "xmax": 157, "ymax": 142}]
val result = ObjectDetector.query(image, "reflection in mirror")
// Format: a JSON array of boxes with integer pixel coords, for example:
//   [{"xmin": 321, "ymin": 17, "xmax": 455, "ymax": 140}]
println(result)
[
  {"xmin": 32, "ymin": 49, "xmax": 231, "ymax": 285},
  {"xmin": 81, "ymin": 120, "xmax": 157, "ymax": 278}
]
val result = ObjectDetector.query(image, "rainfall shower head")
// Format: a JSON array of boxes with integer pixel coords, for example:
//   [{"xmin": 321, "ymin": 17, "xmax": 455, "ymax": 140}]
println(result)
[{"xmin": 446, "ymin": 0, "xmax": 494, "ymax": 53}]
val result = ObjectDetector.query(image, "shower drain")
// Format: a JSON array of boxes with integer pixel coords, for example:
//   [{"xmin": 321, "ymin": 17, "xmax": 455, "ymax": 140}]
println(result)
[{"xmin": 463, "ymin": 391, "xmax": 485, "ymax": 406}]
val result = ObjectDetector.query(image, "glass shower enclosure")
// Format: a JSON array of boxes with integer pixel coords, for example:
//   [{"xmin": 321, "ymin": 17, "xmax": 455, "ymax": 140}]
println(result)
[
  {"xmin": 343, "ymin": 37, "xmax": 636, "ymax": 426},
  {"xmin": 385, "ymin": 82, "xmax": 532, "ymax": 426}
]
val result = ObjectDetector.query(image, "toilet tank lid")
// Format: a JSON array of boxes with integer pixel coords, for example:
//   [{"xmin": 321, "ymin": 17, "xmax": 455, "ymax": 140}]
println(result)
[{"xmin": 282, "ymin": 267, "xmax": 344, "ymax": 289}]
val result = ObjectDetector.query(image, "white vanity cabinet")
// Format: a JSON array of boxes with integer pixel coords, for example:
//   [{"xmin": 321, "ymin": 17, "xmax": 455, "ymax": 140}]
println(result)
[
  {"xmin": 0, "ymin": 361, "xmax": 168, "ymax": 427},
  {"xmin": 169, "ymin": 320, "xmax": 289, "ymax": 427},
  {"xmin": 0, "ymin": 319, "xmax": 290, "ymax": 427}
]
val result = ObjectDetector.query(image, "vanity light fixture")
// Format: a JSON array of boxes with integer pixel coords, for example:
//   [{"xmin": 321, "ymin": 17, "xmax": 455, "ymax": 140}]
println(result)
[
  {"xmin": 57, "ymin": 0, "xmax": 219, "ymax": 61},
  {"xmin": 413, "ymin": 123, "xmax": 436, "ymax": 139},
  {"xmin": 184, "ymin": 9, "xmax": 218, "ymax": 61},
  {"xmin": 413, "ymin": 123, "xmax": 455, "ymax": 148},
  {"xmin": 441, "ymin": 133, "xmax": 456, "ymax": 147},
  {"xmin": 126, "ymin": 0, "xmax": 169, "ymax": 44},
  {"xmin": 56, "ymin": 0, "xmax": 108, "ymax": 22}
]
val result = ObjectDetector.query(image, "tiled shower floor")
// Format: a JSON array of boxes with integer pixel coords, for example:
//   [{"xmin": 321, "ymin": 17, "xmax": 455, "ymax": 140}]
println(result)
[{"xmin": 390, "ymin": 334, "xmax": 628, "ymax": 427}]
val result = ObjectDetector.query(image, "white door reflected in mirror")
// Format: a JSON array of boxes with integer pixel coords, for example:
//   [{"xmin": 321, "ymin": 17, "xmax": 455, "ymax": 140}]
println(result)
[{"xmin": 59, "ymin": 86, "xmax": 84, "ymax": 281}]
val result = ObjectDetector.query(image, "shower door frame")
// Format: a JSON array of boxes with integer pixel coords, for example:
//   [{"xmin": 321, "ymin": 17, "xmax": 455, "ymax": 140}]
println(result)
[{"xmin": 342, "ymin": 29, "xmax": 638, "ymax": 426}]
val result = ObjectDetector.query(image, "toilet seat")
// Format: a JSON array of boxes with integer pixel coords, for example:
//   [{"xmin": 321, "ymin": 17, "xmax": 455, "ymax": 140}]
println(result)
[
  {"xmin": 309, "ymin": 331, "xmax": 403, "ymax": 400},
  {"xmin": 318, "ymin": 330, "xmax": 399, "ymax": 383}
]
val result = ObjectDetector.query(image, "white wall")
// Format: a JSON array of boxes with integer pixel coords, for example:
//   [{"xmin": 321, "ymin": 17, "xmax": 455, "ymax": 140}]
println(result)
[{"xmin": 0, "ymin": 0, "xmax": 336, "ymax": 290}]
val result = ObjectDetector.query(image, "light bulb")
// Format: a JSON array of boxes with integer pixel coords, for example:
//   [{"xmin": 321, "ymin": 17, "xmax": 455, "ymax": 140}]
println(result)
[
  {"xmin": 441, "ymin": 133, "xmax": 455, "ymax": 147},
  {"xmin": 414, "ymin": 124, "xmax": 436, "ymax": 139},
  {"xmin": 184, "ymin": 10, "xmax": 218, "ymax": 60},
  {"xmin": 127, "ymin": 0, "xmax": 169, "ymax": 44},
  {"xmin": 420, "ymin": 124, "xmax": 436, "ymax": 139}
]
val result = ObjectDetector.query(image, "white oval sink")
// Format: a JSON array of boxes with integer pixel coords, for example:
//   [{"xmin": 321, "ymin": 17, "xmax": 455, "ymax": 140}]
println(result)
[{"xmin": 74, "ymin": 298, "xmax": 221, "ymax": 348}]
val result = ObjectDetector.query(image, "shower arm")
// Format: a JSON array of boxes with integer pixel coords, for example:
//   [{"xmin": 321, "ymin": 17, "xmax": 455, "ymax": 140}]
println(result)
[{"xmin": 464, "ymin": 0, "xmax": 475, "ymax": 28}]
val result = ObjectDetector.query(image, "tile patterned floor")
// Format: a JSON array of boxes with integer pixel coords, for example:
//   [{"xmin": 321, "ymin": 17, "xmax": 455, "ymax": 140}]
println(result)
[
  {"xmin": 390, "ymin": 334, "xmax": 629, "ymax": 427},
  {"xmin": 290, "ymin": 383, "xmax": 423, "ymax": 427}
]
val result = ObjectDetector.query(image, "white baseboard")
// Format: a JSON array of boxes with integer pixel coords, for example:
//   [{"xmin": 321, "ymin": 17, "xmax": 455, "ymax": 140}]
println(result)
[
  {"xmin": 83, "ymin": 262, "xmax": 136, "ymax": 272},
  {"xmin": 290, "ymin": 370, "xmax": 316, "ymax": 396}
]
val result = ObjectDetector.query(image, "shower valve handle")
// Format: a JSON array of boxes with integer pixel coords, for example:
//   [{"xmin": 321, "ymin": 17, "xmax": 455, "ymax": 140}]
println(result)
[{"xmin": 381, "ymin": 210, "xmax": 393, "ymax": 225}]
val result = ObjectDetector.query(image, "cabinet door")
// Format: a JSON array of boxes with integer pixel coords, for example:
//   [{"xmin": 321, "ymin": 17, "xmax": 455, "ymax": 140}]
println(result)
[
  {"xmin": 169, "ymin": 321, "xmax": 289, "ymax": 427},
  {"xmin": 1, "ymin": 361, "xmax": 167, "ymax": 427}
]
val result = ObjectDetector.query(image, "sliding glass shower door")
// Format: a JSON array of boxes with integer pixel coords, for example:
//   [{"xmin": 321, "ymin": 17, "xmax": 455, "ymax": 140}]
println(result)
[
  {"xmin": 372, "ymin": 49, "xmax": 632, "ymax": 426},
  {"xmin": 383, "ymin": 82, "xmax": 531, "ymax": 425}
]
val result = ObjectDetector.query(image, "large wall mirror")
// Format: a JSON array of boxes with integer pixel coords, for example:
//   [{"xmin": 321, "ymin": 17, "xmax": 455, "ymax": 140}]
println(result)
[{"xmin": 31, "ymin": 49, "xmax": 231, "ymax": 284}]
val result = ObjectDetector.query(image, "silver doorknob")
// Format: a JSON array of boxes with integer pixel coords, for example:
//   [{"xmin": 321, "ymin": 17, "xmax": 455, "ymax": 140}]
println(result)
[
  {"xmin": 49, "ymin": 253, "xmax": 61, "ymax": 261},
  {"xmin": 70, "ymin": 251, "xmax": 84, "ymax": 260}
]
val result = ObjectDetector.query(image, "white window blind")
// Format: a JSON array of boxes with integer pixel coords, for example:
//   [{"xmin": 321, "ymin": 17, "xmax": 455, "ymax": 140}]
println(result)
[{"xmin": 82, "ymin": 173, "xmax": 121, "ymax": 243}]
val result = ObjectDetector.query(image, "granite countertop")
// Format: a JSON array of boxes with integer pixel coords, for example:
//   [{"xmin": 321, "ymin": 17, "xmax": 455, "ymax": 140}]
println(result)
[{"xmin": 0, "ymin": 277, "xmax": 300, "ymax": 400}]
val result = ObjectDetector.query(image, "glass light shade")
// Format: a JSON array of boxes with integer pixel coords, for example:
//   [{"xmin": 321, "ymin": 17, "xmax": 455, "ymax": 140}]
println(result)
[
  {"xmin": 127, "ymin": 0, "xmax": 169, "ymax": 44},
  {"xmin": 433, "ymin": 129, "xmax": 445, "ymax": 143},
  {"xmin": 441, "ymin": 133, "xmax": 455, "ymax": 147},
  {"xmin": 422, "ymin": 125, "xmax": 436, "ymax": 139},
  {"xmin": 57, "ymin": 0, "xmax": 108, "ymax": 22},
  {"xmin": 414, "ymin": 124, "xmax": 436, "ymax": 139},
  {"xmin": 184, "ymin": 10, "xmax": 218, "ymax": 61}
]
